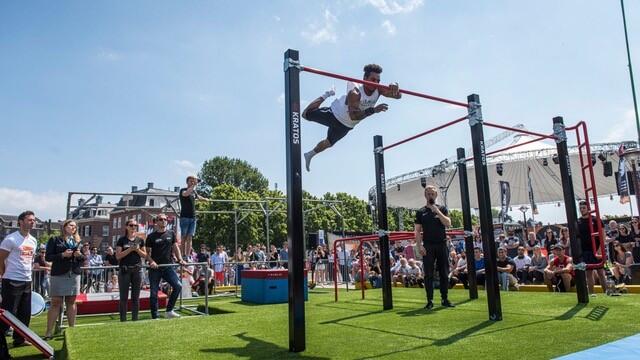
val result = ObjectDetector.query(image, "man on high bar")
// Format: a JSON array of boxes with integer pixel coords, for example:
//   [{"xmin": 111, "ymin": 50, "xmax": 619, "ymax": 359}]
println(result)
[{"xmin": 301, "ymin": 64, "xmax": 401, "ymax": 171}]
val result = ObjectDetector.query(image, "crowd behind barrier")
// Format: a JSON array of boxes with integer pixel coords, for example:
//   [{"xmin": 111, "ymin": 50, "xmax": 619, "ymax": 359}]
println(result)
[{"xmin": 26, "ymin": 218, "xmax": 640, "ymax": 302}]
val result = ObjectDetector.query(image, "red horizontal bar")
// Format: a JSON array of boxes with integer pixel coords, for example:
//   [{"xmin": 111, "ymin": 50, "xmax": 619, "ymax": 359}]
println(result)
[
  {"xmin": 300, "ymin": 66, "xmax": 469, "ymax": 108},
  {"xmin": 483, "ymin": 122, "xmax": 557, "ymax": 140},
  {"xmin": 382, "ymin": 115, "xmax": 468, "ymax": 151}
]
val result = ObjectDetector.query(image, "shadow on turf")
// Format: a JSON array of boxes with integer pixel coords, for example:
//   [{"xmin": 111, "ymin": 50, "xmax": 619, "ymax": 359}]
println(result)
[
  {"xmin": 586, "ymin": 306, "xmax": 608, "ymax": 321},
  {"xmin": 200, "ymin": 332, "xmax": 330, "ymax": 359}
]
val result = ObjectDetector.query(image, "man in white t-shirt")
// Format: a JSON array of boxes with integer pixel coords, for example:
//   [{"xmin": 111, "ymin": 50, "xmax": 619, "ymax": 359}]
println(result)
[
  {"xmin": 301, "ymin": 64, "xmax": 402, "ymax": 171},
  {"xmin": 0, "ymin": 210, "xmax": 38, "ymax": 353}
]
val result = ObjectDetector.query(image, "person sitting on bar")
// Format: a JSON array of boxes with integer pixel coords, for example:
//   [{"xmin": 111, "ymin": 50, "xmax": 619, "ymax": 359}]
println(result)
[{"xmin": 301, "ymin": 64, "xmax": 401, "ymax": 171}]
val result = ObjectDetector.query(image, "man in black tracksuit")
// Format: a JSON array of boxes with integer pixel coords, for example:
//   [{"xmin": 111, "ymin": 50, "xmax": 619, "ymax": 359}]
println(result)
[{"xmin": 414, "ymin": 185, "xmax": 455, "ymax": 310}]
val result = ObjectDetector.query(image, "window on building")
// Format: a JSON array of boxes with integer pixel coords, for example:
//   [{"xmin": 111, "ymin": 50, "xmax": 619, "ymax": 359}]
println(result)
[
  {"xmin": 102, "ymin": 225, "xmax": 109, "ymax": 237},
  {"xmin": 117, "ymin": 217, "xmax": 121, "ymax": 229},
  {"xmin": 112, "ymin": 218, "xmax": 117, "ymax": 228},
  {"xmin": 83, "ymin": 225, "xmax": 91, "ymax": 237},
  {"xmin": 149, "ymin": 199, "xmax": 155, "ymax": 207}
]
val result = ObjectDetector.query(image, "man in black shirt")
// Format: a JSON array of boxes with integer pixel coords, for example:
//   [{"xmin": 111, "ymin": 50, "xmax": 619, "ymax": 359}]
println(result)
[
  {"xmin": 414, "ymin": 185, "xmax": 454, "ymax": 309},
  {"xmin": 145, "ymin": 214, "xmax": 186, "ymax": 319},
  {"xmin": 577, "ymin": 201, "xmax": 606, "ymax": 296},
  {"xmin": 179, "ymin": 175, "xmax": 207, "ymax": 256}
]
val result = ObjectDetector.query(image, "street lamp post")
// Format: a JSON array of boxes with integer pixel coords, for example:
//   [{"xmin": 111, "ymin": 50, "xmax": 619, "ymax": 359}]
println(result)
[{"xmin": 519, "ymin": 205, "xmax": 529, "ymax": 240}]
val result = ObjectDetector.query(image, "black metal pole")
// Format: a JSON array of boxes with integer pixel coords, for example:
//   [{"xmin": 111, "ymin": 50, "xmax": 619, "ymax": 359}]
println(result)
[
  {"xmin": 457, "ymin": 147, "xmax": 478, "ymax": 300},
  {"xmin": 468, "ymin": 94, "xmax": 502, "ymax": 321},
  {"xmin": 374, "ymin": 135, "xmax": 393, "ymax": 310},
  {"xmin": 284, "ymin": 49, "xmax": 305, "ymax": 352},
  {"xmin": 620, "ymin": 0, "xmax": 640, "ymax": 145},
  {"xmin": 553, "ymin": 116, "xmax": 589, "ymax": 304}
]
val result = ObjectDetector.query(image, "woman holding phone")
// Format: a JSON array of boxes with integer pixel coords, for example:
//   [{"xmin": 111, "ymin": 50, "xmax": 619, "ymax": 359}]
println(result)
[
  {"xmin": 116, "ymin": 219, "xmax": 147, "ymax": 321},
  {"xmin": 44, "ymin": 219, "xmax": 85, "ymax": 340}
]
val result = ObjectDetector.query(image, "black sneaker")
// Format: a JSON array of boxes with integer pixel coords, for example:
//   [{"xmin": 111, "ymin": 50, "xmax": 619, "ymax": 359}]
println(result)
[
  {"xmin": 441, "ymin": 299, "xmax": 455, "ymax": 308},
  {"xmin": 424, "ymin": 301, "xmax": 434, "ymax": 310}
]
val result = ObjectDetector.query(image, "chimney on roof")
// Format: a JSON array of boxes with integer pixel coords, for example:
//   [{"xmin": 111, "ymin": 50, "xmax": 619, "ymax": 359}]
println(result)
[
  {"xmin": 131, "ymin": 186, "xmax": 138, "ymax": 192},
  {"xmin": 174, "ymin": 186, "xmax": 180, "ymax": 192},
  {"xmin": 147, "ymin": 182, "xmax": 154, "ymax": 189},
  {"xmin": 96, "ymin": 195, "xmax": 103, "ymax": 204}
]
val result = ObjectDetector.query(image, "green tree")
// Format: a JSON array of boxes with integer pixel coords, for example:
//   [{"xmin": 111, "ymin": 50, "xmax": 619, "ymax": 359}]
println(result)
[
  {"xmin": 195, "ymin": 184, "xmax": 264, "ymax": 251},
  {"xmin": 199, "ymin": 156, "xmax": 269, "ymax": 195}
]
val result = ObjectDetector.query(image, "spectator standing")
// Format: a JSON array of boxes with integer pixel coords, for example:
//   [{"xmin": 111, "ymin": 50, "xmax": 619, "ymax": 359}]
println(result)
[
  {"xmin": 233, "ymin": 246, "xmax": 245, "ymax": 285},
  {"xmin": 0, "ymin": 211, "xmax": 38, "ymax": 355},
  {"xmin": 211, "ymin": 245, "xmax": 228, "ymax": 286},
  {"xmin": 145, "ymin": 214, "xmax": 185, "ymax": 319},
  {"xmin": 577, "ymin": 201, "xmax": 607, "ymax": 296},
  {"xmin": 268, "ymin": 244, "xmax": 280, "ymax": 268},
  {"xmin": 116, "ymin": 219, "xmax": 147, "ymax": 322},
  {"xmin": 88, "ymin": 247, "xmax": 104, "ymax": 293},
  {"xmin": 32, "ymin": 246, "xmax": 51, "ymax": 298},
  {"xmin": 279, "ymin": 241, "xmax": 289, "ymax": 269},
  {"xmin": 415, "ymin": 185, "xmax": 454, "ymax": 309},
  {"xmin": 42, "ymin": 218, "xmax": 85, "ymax": 341}
]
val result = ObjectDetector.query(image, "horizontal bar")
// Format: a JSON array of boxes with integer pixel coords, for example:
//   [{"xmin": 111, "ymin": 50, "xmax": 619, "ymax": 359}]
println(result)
[
  {"xmin": 483, "ymin": 122, "xmax": 557, "ymax": 140},
  {"xmin": 300, "ymin": 66, "xmax": 469, "ymax": 108},
  {"xmin": 382, "ymin": 115, "xmax": 469, "ymax": 151}
]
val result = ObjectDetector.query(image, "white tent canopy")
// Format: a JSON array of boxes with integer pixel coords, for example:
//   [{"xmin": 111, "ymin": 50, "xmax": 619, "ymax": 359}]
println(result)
[{"xmin": 378, "ymin": 134, "xmax": 633, "ymax": 210}]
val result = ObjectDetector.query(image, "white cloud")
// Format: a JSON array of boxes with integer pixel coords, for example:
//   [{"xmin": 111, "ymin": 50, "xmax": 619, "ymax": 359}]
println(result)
[
  {"xmin": 277, "ymin": 93, "xmax": 285, "ymax": 104},
  {"xmin": 301, "ymin": 9, "xmax": 338, "ymax": 44},
  {"xmin": 96, "ymin": 48, "xmax": 122, "ymax": 62},
  {"xmin": 0, "ymin": 188, "xmax": 66, "ymax": 221},
  {"xmin": 367, "ymin": 0, "xmax": 423, "ymax": 15},
  {"xmin": 381, "ymin": 20, "xmax": 397, "ymax": 35},
  {"xmin": 604, "ymin": 109, "xmax": 637, "ymax": 142},
  {"xmin": 273, "ymin": 15, "xmax": 281, "ymax": 22},
  {"xmin": 172, "ymin": 160, "xmax": 199, "ymax": 177}
]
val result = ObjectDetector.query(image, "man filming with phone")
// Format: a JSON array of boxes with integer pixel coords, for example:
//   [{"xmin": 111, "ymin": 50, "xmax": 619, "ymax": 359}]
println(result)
[{"xmin": 414, "ymin": 186, "xmax": 454, "ymax": 310}]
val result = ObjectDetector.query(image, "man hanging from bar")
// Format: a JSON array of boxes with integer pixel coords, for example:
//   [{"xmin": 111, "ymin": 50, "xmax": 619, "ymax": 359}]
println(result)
[{"xmin": 301, "ymin": 64, "xmax": 401, "ymax": 171}]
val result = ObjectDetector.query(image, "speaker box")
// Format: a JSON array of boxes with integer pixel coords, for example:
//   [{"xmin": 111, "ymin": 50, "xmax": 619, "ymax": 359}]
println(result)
[
  {"xmin": 307, "ymin": 233, "xmax": 318, "ymax": 249},
  {"xmin": 603, "ymin": 161, "xmax": 612, "ymax": 177}
]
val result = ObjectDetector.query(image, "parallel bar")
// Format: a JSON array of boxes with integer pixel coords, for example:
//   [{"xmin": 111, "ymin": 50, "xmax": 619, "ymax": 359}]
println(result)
[
  {"xmin": 382, "ymin": 115, "xmax": 468, "ymax": 151},
  {"xmin": 284, "ymin": 49, "xmax": 306, "ymax": 352},
  {"xmin": 553, "ymin": 116, "xmax": 589, "ymax": 304},
  {"xmin": 457, "ymin": 147, "xmax": 478, "ymax": 300},
  {"xmin": 468, "ymin": 94, "xmax": 502, "ymax": 321},
  {"xmin": 301, "ymin": 66, "xmax": 469, "ymax": 108},
  {"xmin": 483, "ymin": 121, "xmax": 557, "ymax": 140},
  {"xmin": 374, "ymin": 135, "xmax": 393, "ymax": 310}
]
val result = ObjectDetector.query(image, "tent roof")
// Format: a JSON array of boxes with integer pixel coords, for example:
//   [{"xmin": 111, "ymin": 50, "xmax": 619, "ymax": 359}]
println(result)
[{"xmin": 379, "ymin": 135, "xmax": 634, "ymax": 210}]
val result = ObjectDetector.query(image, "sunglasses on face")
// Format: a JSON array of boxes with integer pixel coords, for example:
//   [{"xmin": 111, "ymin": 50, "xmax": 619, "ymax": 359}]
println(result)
[
  {"xmin": 157, "ymin": 218, "xmax": 167, "ymax": 222},
  {"xmin": 128, "ymin": 224, "xmax": 138, "ymax": 228}
]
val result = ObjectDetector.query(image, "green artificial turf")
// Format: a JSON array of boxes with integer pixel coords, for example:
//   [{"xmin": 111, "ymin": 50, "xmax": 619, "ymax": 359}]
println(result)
[{"xmin": 8, "ymin": 288, "xmax": 640, "ymax": 359}]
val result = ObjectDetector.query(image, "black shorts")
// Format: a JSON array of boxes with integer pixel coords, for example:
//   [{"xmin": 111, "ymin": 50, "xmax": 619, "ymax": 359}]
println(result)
[
  {"xmin": 583, "ymin": 250, "xmax": 604, "ymax": 269},
  {"xmin": 305, "ymin": 107, "xmax": 351, "ymax": 145}
]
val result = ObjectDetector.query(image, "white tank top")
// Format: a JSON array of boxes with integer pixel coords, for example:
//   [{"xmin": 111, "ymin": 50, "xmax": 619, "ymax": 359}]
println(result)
[{"xmin": 330, "ymin": 82, "xmax": 380, "ymax": 128}]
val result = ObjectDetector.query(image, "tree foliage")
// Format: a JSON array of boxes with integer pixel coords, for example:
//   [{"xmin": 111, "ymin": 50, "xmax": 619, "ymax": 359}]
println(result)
[{"xmin": 199, "ymin": 156, "xmax": 269, "ymax": 195}]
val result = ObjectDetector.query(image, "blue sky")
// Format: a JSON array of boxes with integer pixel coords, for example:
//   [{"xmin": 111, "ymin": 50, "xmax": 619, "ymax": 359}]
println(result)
[{"xmin": 1, "ymin": 1, "xmax": 639, "ymax": 222}]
